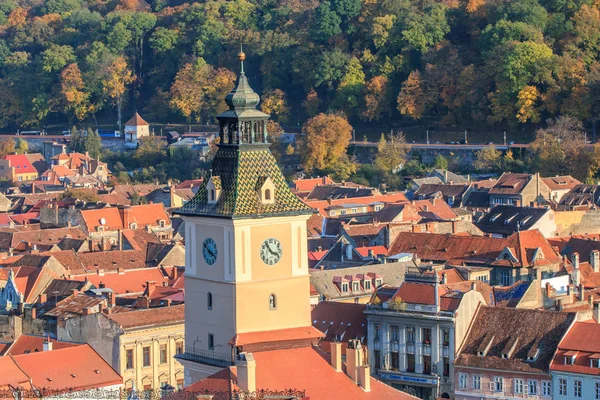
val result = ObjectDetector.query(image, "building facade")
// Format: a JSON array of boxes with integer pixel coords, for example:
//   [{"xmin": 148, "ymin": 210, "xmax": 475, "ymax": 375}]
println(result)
[
  {"xmin": 365, "ymin": 272, "xmax": 486, "ymax": 399},
  {"xmin": 174, "ymin": 51, "xmax": 316, "ymax": 385}
]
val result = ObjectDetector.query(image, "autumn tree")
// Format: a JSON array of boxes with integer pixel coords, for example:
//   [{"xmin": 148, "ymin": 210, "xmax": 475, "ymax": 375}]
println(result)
[
  {"xmin": 260, "ymin": 89, "xmax": 289, "ymax": 122},
  {"xmin": 473, "ymin": 146, "xmax": 502, "ymax": 172},
  {"xmin": 61, "ymin": 63, "xmax": 91, "ymax": 121},
  {"xmin": 362, "ymin": 76, "xmax": 391, "ymax": 121},
  {"xmin": 374, "ymin": 132, "xmax": 408, "ymax": 173},
  {"xmin": 102, "ymin": 57, "xmax": 135, "ymax": 134},
  {"xmin": 0, "ymin": 138, "xmax": 16, "ymax": 158},
  {"xmin": 15, "ymin": 138, "xmax": 28, "ymax": 154},
  {"xmin": 529, "ymin": 116, "xmax": 589, "ymax": 179},
  {"xmin": 302, "ymin": 89, "xmax": 320, "ymax": 117},
  {"xmin": 169, "ymin": 59, "xmax": 235, "ymax": 124},
  {"xmin": 397, "ymin": 71, "xmax": 429, "ymax": 128},
  {"xmin": 299, "ymin": 113, "xmax": 355, "ymax": 179}
]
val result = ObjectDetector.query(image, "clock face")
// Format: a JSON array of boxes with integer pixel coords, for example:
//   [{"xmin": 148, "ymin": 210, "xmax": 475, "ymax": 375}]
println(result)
[
  {"xmin": 202, "ymin": 238, "xmax": 218, "ymax": 265},
  {"xmin": 260, "ymin": 238, "xmax": 282, "ymax": 266}
]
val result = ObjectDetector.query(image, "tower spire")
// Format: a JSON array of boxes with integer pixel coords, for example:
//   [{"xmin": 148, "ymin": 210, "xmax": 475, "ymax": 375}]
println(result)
[{"xmin": 238, "ymin": 43, "xmax": 245, "ymax": 75}]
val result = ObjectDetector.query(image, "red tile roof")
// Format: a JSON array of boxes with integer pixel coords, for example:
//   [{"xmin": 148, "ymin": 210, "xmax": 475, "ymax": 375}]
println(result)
[
  {"xmin": 4, "ymin": 335, "xmax": 80, "ymax": 355},
  {"xmin": 542, "ymin": 175, "xmax": 580, "ymax": 191},
  {"xmin": 388, "ymin": 230, "xmax": 561, "ymax": 268},
  {"xmin": 229, "ymin": 326, "xmax": 324, "ymax": 347},
  {"xmin": 125, "ymin": 112, "xmax": 149, "ymax": 126},
  {"xmin": 80, "ymin": 204, "xmax": 169, "ymax": 232},
  {"xmin": 181, "ymin": 346, "xmax": 417, "ymax": 399},
  {"xmin": 108, "ymin": 304, "xmax": 184, "ymax": 329},
  {"xmin": 4, "ymin": 154, "xmax": 37, "ymax": 174},
  {"xmin": 292, "ymin": 176, "xmax": 335, "ymax": 192},
  {"xmin": 175, "ymin": 179, "xmax": 204, "ymax": 189},
  {"xmin": 489, "ymin": 173, "xmax": 533, "ymax": 195},
  {"xmin": 75, "ymin": 266, "xmax": 176, "ymax": 295},
  {"xmin": 552, "ymin": 321, "xmax": 600, "ymax": 376},
  {"xmin": 355, "ymin": 246, "xmax": 388, "ymax": 258},
  {"xmin": 11, "ymin": 344, "xmax": 122, "ymax": 391},
  {"xmin": 0, "ymin": 357, "xmax": 32, "ymax": 389}
]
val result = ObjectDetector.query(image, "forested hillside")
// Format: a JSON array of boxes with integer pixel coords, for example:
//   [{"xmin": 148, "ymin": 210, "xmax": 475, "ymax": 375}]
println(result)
[{"xmin": 1, "ymin": 0, "xmax": 600, "ymax": 132}]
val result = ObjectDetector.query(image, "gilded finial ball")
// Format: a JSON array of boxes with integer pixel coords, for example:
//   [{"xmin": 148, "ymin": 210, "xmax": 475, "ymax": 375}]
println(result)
[{"xmin": 238, "ymin": 51, "xmax": 246, "ymax": 61}]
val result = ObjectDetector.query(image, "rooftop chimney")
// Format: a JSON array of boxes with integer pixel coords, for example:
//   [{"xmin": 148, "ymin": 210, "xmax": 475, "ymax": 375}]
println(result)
[
  {"xmin": 572, "ymin": 252, "xmax": 580, "ymax": 270},
  {"xmin": 146, "ymin": 281, "xmax": 157, "ymax": 295},
  {"xmin": 43, "ymin": 339, "xmax": 52, "ymax": 352},
  {"xmin": 441, "ymin": 273, "xmax": 447, "ymax": 285},
  {"xmin": 346, "ymin": 339, "xmax": 363, "ymax": 383},
  {"xmin": 236, "ymin": 352, "xmax": 257, "ymax": 392},
  {"xmin": 358, "ymin": 365, "xmax": 371, "ymax": 392},
  {"xmin": 38, "ymin": 293, "xmax": 47, "ymax": 304},
  {"xmin": 331, "ymin": 341, "xmax": 342, "ymax": 372},
  {"xmin": 592, "ymin": 250, "xmax": 600, "ymax": 273},
  {"xmin": 108, "ymin": 291, "xmax": 116, "ymax": 308},
  {"xmin": 594, "ymin": 302, "xmax": 600, "ymax": 324}
]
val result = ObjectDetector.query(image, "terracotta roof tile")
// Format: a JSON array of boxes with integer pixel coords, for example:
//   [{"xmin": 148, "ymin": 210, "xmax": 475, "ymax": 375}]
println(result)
[
  {"xmin": 4, "ymin": 154, "xmax": 37, "ymax": 174},
  {"xmin": 4, "ymin": 335, "xmax": 80, "ymax": 355},
  {"xmin": 125, "ymin": 112, "xmax": 149, "ymax": 126},
  {"xmin": 108, "ymin": 304, "xmax": 184, "ymax": 329},
  {"xmin": 75, "ymin": 266, "xmax": 175, "ymax": 295},
  {"xmin": 542, "ymin": 175, "xmax": 580, "ymax": 191},
  {"xmin": 11, "ymin": 344, "xmax": 122, "ymax": 391},
  {"xmin": 0, "ymin": 357, "xmax": 32, "ymax": 389},
  {"xmin": 229, "ymin": 326, "xmax": 324, "ymax": 347}
]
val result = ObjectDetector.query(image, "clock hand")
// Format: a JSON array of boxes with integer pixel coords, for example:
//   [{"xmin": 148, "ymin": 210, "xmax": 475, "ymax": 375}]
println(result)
[{"xmin": 207, "ymin": 247, "xmax": 215, "ymax": 258}]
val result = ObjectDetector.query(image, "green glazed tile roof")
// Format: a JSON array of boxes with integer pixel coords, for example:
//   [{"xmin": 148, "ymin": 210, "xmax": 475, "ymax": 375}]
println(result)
[{"xmin": 176, "ymin": 144, "xmax": 314, "ymax": 219}]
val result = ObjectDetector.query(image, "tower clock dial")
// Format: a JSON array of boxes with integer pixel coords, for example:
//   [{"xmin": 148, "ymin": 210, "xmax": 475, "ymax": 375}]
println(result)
[
  {"xmin": 202, "ymin": 238, "xmax": 218, "ymax": 265},
  {"xmin": 260, "ymin": 238, "xmax": 282, "ymax": 265}
]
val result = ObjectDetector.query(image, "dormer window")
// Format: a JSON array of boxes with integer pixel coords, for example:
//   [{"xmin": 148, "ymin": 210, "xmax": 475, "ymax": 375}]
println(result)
[
  {"xmin": 206, "ymin": 176, "xmax": 222, "ymax": 204},
  {"xmin": 256, "ymin": 176, "xmax": 275, "ymax": 205},
  {"xmin": 130, "ymin": 223, "xmax": 137, "ymax": 229},
  {"xmin": 97, "ymin": 226, "xmax": 104, "ymax": 232},
  {"xmin": 590, "ymin": 355, "xmax": 600, "ymax": 368},
  {"xmin": 341, "ymin": 283, "xmax": 349, "ymax": 293},
  {"xmin": 375, "ymin": 278, "xmax": 383, "ymax": 287},
  {"xmin": 564, "ymin": 352, "xmax": 577, "ymax": 365},
  {"xmin": 352, "ymin": 281, "xmax": 359, "ymax": 291},
  {"xmin": 364, "ymin": 280, "xmax": 371, "ymax": 290},
  {"xmin": 159, "ymin": 220, "xmax": 166, "ymax": 228}
]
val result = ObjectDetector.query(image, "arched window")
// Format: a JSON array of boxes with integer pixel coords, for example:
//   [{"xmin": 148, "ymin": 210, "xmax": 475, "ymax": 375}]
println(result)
[
  {"xmin": 210, "ymin": 189, "xmax": 215, "ymax": 202},
  {"xmin": 265, "ymin": 189, "xmax": 271, "ymax": 201},
  {"xmin": 207, "ymin": 292, "xmax": 213, "ymax": 310},
  {"xmin": 269, "ymin": 294, "xmax": 276, "ymax": 310}
]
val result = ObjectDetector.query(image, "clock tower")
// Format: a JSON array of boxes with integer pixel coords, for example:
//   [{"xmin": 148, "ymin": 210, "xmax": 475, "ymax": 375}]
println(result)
[{"xmin": 176, "ymin": 51, "xmax": 315, "ymax": 384}]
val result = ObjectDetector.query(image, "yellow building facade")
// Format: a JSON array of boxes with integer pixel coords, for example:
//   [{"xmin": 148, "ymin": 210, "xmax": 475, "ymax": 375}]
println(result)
[{"xmin": 119, "ymin": 322, "xmax": 185, "ymax": 391}]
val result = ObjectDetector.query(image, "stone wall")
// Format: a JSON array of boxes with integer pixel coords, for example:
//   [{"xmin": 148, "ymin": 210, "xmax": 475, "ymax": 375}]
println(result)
[{"xmin": 555, "ymin": 209, "xmax": 600, "ymax": 237}]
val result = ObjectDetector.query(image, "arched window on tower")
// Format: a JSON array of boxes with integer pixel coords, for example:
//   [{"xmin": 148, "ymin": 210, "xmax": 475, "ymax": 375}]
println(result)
[
  {"xmin": 265, "ymin": 189, "xmax": 271, "ymax": 201},
  {"xmin": 269, "ymin": 294, "xmax": 277, "ymax": 310},
  {"xmin": 210, "ymin": 189, "xmax": 215, "ymax": 202},
  {"xmin": 207, "ymin": 292, "xmax": 213, "ymax": 310}
]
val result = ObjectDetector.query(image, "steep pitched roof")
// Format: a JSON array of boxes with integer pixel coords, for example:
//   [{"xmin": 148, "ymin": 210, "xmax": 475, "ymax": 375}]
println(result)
[
  {"xmin": 455, "ymin": 306, "xmax": 575, "ymax": 373},
  {"xmin": 125, "ymin": 112, "xmax": 149, "ymax": 126},
  {"xmin": 552, "ymin": 320, "xmax": 600, "ymax": 376},
  {"xmin": 4, "ymin": 154, "xmax": 37, "ymax": 174},
  {"xmin": 489, "ymin": 172, "xmax": 532, "ymax": 195},
  {"xmin": 0, "ymin": 357, "xmax": 32, "ymax": 389},
  {"xmin": 4, "ymin": 335, "xmax": 80, "ymax": 355},
  {"xmin": 312, "ymin": 302, "xmax": 367, "ymax": 352},
  {"xmin": 177, "ymin": 146, "xmax": 313, "ymax": 219}
]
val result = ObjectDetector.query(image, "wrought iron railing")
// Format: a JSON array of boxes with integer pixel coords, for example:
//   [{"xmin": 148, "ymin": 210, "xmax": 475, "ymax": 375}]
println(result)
[{"xmin": 176, "ymin": 346, "xmax": 234, "ymax": 367}]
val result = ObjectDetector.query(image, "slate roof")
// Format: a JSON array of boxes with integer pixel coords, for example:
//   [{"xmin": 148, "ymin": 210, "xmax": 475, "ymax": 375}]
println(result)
[
  {"xmin": 177, "ymin": 146, "xmax": 313, "ymax": 219},
  {"xmin": 558, "ymin": 184, "xmax": 600, "ymax": 208},
  {"xmin": 455, "ymin": 306, "xmax": 575, "ymax": 373},
  {"xmin": 414, "ymin": 184, "xmax": 470, "ymax": 199},
  {"xmin": 306, "ymin": 185, "xmax": 375, "ymax": 201},
  {"xmin": 463, "ymin": 191, "xmax": 490, "ymax": 209},
  {"xmin": 476, "ymin": 205, "xmax": 550, "ymax": 236}
]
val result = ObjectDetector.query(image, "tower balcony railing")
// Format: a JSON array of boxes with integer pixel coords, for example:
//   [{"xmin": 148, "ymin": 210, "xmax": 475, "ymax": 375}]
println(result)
[{"xmin": 176, "ymin": 346, "xmax": 234, "ymax": 368}]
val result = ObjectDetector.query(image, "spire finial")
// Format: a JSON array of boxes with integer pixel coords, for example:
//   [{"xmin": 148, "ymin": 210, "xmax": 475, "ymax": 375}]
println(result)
[{"xmin": 238, "ymin": 42, "xmax": 246, "ymax": 74}]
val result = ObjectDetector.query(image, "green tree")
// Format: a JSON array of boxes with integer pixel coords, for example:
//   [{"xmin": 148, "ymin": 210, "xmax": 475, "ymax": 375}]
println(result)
[
  {"xmin": 15, "ymin": 138, "xmax": 28, "ymax": 154},
  {"xmin": 41, "ymin": 44, "xmax": 75, "ymax": 73},
  {"xmin": 85, "ymin": 128, "xmax": 102, "ymax": 159},
  {"xmin": 70, "ymin": 126, "xmax": 86, "ymax": 153},
  {"xmin": 310, "ymin": 2, "xmax": 342, "ymax": 41},
  {"xmin": 434, "ymin": 154, "xmax": 449, "ymax": 170},
  {"xmin": 374, "ymin": 132, "xmax": 408, "ymax": 173},
  {"xmin": 474, "ymin": 146, "xmax": 502, "ymax": 172}
]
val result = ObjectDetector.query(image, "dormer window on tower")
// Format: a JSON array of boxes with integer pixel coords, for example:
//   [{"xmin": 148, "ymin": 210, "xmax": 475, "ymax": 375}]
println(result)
[
  {"xmin": 206, "ymin": 176, "xmax": 222, "ymax": 204},
  {"xmin": 257, "ymin": 176, "xmax": 275, "ymax": 205}
]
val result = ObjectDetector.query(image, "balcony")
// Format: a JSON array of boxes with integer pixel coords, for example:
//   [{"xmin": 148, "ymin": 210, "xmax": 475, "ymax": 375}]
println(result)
[{"xmin": 175, "ymin": 346, "xmax": 234, "ymax": 368}]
